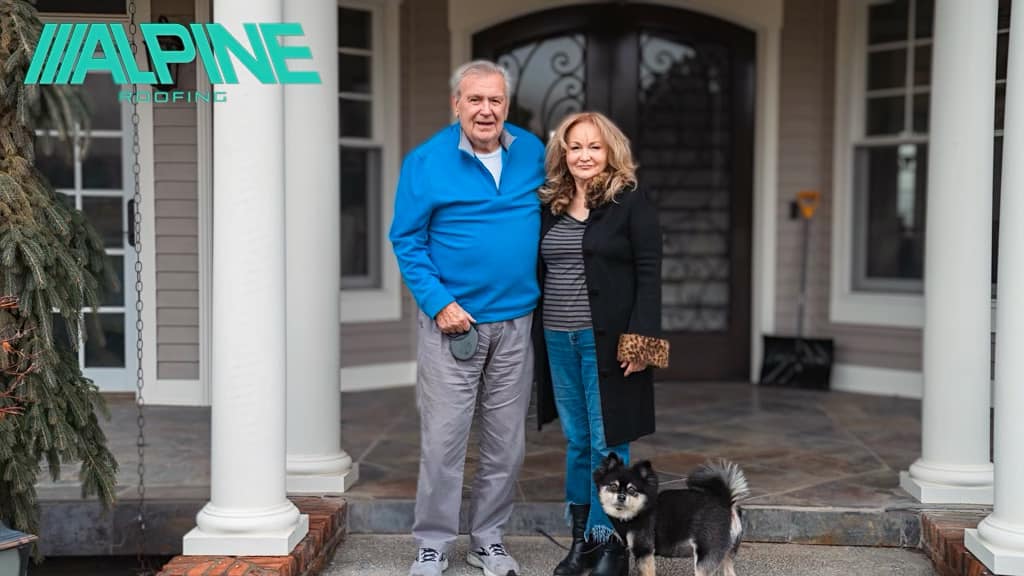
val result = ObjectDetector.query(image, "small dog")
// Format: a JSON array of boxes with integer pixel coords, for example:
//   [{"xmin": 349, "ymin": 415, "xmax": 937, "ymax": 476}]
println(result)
[{"xmin": 594, "ymin": 453, "xmax": 749, "ymax": 576}]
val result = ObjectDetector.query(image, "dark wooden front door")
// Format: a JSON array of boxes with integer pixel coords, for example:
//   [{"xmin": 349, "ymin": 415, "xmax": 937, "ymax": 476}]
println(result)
[{"xmin": 475, "ymin": 4, "xmax": 755, "ymax": 381}]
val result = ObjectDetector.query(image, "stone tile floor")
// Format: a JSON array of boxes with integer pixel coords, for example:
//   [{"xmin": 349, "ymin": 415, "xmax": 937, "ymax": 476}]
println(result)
[
  {"xmin": 340, "ymin": 382, "xmax": 922, "ymax": 510},
  {"xmin": 35, "ymin": 381, "xmax": 922, "ymax": 511}
]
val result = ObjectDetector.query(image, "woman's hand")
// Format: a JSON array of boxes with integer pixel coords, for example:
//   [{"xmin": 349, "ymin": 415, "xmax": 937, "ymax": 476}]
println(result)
[{"xmin": 621, "ymin": 360, "xmax": 648, "ymax": 377}]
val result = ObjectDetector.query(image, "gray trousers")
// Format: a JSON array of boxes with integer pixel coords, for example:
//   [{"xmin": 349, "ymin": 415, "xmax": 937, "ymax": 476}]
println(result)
[{"xmin": 413, "ymin": 310, "xmax": 534, "ymax": 551}]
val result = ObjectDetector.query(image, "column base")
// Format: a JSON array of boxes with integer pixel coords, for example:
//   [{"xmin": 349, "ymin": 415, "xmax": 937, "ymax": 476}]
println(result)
[
  {"xmin": 183, "ymin": 514, "xmax": 309, "ymax": 556},
  {"xmin": 287, "ymin": 462, "xmax": 360, "ymax": 495},
  {"xmin": 899, "ymin": 471, "xmax": 993, "ymax": 504},
  {"xmin": 966, "ymin": 528, "xmax": 1024, "ymax": 575}
]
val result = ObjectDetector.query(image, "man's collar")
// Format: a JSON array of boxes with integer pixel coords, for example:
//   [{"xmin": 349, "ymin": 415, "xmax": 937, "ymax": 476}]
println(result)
[{"xmin": 457, "ymin": 126, "xmax": 516, "ymax": 155}]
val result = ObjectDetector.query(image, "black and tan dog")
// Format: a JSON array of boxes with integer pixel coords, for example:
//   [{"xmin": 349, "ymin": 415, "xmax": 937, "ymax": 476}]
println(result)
[{"xmin": 594, "ymin": 453, "xmax": 749, "ymax": 576}]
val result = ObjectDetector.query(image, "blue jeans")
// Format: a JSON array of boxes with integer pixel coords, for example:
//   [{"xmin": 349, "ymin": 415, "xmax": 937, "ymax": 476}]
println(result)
[{"xmin": 544, "ymin": 328, "xmax": 630, "ymax": 542}]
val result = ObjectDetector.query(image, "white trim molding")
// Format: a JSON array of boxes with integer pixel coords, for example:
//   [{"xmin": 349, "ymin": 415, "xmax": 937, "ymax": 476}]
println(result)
[
  {"xmin": 831, "ymin": 363, "xmax": 923, "ymax": 399},
  {"xmin": 142, "ymin": 379, "xmax": 204, "ymax": 406},
  {"xmin": 196, "ymin": 0, "xmax": 213, "ymax": 407},
  {"xmin": 340, "ymin": 0, "xmax": 403, "ymax": 324},
  {"xmin": 449, "ymin": 0, "xmax": 783, "ymax": 382},
  {"xmin": 340, "ymin": 361, "xmax": 416, "ymax": 392}
]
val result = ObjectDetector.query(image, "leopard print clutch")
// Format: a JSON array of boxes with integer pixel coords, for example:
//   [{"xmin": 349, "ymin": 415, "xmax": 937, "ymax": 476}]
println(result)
[{"xmin": 616, "ymin": 333, "xmax": 670, "ymax": 368}]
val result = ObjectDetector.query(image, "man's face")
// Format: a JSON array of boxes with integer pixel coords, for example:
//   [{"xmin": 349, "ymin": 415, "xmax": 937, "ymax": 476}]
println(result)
[{"xmin": 452, "ymin": 72, "xmax": 508, "ymax": 153}]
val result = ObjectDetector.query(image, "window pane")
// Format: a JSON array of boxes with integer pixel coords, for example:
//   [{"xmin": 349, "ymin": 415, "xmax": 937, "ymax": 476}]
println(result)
[
  {"xmin": 996, "ymin": 84, "xmax": 1006, "ymax": 131},
  {"xmin": 82, "ymin": 73, "xmax": 121, "ymax": 130},
  {"xmin": 496, "ymin": 33, "xmax": 587, "ymax": 140},
  {"xmin": 340, "ymin": 147, "xmax": 380, "ymax": 284},
  {"xmin": 915, "ymin": 0, "xmax": 934, "ymax": 39},
  {"xmin": 340, "ymin": 53, "xmax": 371, "ymax": 94},
  {"xmin": 854, "ymin": 144, "xmax": 927, "ymax": 287},
  {"xmin": 339, "ymin": 98, "xmax": 371, "ymax": 137},
  {"xmin": 84, "ymin": 312, "xmax": 125, "ymax": 367},
  {"xmin": 997, "ymin": 33, "xmax": 1008, "ymax": 80},
  {"xmin": 914, "ymin": 45, "xmax": 931, "ymax": 86},
  {"xmin": 81, "ymin": 137, "xmax": 122, "ymax": 189},
  {"xmin": 866, "ymin": 96, "xmax": 905, "ymax": 135},
  {"xmin": 34, "ymin": 136, "xmax": 75, "ymax": 189},
  {"xmin": 869, "ymin": 0, "xmax": 909, "ymax": 45},
  {"xmin": 102, "ymin": 254, "xmax": 124, "ymax": 307},
  {"xmin": 81, "ymin": 196, "xmax": 124, "ymax": 247},
  {"xmin": 913, "ymin": 93, "xmax": 930, "ymax": 133},
  {"xmin": 868, "ymin": 49, "xmax": 907, "ymax": 90},
  {"xmin": 338, "ymin": 7, "xmax": 371, "ymax": 50}
]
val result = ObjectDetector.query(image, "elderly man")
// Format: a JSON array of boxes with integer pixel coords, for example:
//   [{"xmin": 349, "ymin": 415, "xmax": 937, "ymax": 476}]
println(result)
[{"xmin": 390, "ymin": 60, "xmax": 545, "ymax": 576}]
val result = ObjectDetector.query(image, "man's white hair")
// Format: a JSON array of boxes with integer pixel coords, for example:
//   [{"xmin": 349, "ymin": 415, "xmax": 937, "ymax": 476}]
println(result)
[{"xmin": 450, "ymin": 60, "xmax": 514, "ymax": 99}]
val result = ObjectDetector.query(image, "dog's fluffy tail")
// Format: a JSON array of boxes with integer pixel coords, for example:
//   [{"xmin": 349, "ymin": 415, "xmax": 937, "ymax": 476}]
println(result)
[{"xmin": 687, "ymin": 460, "xmax": 750, "ymax": 507}]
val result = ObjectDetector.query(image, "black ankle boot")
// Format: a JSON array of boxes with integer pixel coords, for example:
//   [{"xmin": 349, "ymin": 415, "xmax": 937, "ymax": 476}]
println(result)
[
  {"xmin": 590, "ymin": 537, "xmax": 629, "ymax": 576},
  {"xmin": 553, "ymin": 504, "xmax": 598, "ymax": 575}
]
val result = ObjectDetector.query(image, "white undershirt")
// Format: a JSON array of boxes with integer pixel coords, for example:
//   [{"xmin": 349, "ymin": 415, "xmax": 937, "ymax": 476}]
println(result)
[{"xmin": 476, "ymin": 148, "xmax": 503, "ymax": 188}]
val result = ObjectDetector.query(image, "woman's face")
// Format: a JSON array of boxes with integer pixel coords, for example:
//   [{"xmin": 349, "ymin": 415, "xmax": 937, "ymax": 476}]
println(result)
[{"xmin": 565, "ymin": 121, "xmax": 608, "ymax": 186}]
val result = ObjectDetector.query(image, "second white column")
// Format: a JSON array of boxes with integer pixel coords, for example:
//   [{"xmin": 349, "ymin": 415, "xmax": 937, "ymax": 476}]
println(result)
[
  {"xmin": 283, "ymin": 0, "xmax": 358, "ymax": 494},
  {"xmin": 899, "ymin": 0, "xmax": 997, "ymax": 504}
]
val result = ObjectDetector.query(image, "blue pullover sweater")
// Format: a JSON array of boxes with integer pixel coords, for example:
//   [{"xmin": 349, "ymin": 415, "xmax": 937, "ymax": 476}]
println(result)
[{"xmin": 389, "ymin": 123, "xmax": 545, "ymax": 323}]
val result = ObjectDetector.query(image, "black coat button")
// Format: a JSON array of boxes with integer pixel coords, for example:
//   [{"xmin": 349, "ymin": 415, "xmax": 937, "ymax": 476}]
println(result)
[
  {"xmin": 599, "ymin": 370, "xmax": 609, "ymax": 379},
  {"xmin": 589, "ymin": 287, "xmax": 600, "ymax": 297},
  {"xmin": 583, "ymin": 248, "xmax": 593, "ymax": 257},
  {"xmin": 596, "ymin": 328, "xmax": 606, "ymax": 336}
]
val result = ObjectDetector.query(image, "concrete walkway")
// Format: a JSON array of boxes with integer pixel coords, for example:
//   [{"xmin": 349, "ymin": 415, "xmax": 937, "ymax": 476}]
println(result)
[{"xmin": 324, "ymin": 535, "xmax": 936, "ymax": 576}]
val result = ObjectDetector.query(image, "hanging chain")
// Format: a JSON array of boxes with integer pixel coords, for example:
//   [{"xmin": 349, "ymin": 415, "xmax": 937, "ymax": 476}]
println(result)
[{"xmin": 127, "ymin": 0, "xmax": 150, "ymax": 573}]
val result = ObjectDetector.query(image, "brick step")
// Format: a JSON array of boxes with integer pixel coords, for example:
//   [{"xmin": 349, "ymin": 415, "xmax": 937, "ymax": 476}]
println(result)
[{"xmin": 157, "ymin": 497, "xmax": 347, "ymax": 576}]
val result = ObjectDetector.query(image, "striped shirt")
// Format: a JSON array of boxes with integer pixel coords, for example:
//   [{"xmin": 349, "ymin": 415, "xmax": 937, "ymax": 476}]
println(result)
[{"xmin": 541, "ymin": 215, "xmax": 593, "ymax": 330}]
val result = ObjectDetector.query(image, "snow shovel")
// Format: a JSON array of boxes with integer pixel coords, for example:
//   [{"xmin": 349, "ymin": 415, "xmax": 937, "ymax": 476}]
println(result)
[{"xmin": 759, "ymin": 190, "xmax": 834, "ymax": 389}]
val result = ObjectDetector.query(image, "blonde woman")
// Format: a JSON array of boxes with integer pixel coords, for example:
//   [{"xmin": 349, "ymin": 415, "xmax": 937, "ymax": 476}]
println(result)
[{"xmin": 533, "ymin": 112, "xmax": 668, "ymax": 576}]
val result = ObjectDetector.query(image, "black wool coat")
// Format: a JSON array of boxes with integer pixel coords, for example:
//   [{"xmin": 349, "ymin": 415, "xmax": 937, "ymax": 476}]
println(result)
[{"xmin": 532, "ymin": 186, "xmax": 665, "ymax": 447}]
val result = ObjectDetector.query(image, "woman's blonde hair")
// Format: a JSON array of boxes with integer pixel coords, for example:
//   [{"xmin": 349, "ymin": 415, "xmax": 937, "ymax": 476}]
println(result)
[{"xmin": 538, "ymin": 112, "xmax": 637, "ymax": 215}]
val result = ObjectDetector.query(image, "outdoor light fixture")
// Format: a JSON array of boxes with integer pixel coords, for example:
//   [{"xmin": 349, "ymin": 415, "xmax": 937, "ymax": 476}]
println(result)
[
  {"xmin": 0, "ymin": 521, "xmax": 36, "ymax": 576},
  {"xmin": 149, "ymin": 15, "xmax": 184, "ymax": 91}
]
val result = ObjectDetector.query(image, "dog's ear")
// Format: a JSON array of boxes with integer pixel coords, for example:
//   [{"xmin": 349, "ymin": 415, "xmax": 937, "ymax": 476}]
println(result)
[
  {"xmin": 593, "ymin": 452, "xmax": 623, "ymax": 482},
  {"xmin": 634, "ymin": 460, "xmax": 658, "ymax": 490}
]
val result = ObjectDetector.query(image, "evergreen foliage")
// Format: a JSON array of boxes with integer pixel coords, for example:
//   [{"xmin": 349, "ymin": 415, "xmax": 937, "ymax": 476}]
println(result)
[{"xmin": 0, "ymin": 0, "xmax": 119, "ymax": 542}]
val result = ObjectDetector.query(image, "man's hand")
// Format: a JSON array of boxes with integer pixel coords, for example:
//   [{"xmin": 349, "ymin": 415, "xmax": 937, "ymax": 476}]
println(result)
[{"xmin": 435, "ymin": 302, "xmax": 476, "ymax": 334}]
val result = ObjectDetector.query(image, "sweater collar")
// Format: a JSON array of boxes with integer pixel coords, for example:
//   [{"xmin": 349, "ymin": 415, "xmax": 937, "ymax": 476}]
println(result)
[{"xmin": 457, "ymin": 124, "xmax": 516, "ymax": 156}]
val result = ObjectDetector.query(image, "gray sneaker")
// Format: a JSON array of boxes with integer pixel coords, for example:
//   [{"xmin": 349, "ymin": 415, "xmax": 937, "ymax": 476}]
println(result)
[
  {"xmin": 467, "ymin": 542, "xmax": 519, "ymax": 576},
  {"xmin": 410, "ymin": 547, "xmax": 449, "ymax": 576}
]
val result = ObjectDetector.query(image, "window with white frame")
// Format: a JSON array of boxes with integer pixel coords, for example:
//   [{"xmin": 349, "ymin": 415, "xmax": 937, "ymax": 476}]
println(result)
[
  {"xmin": 34, "ymin": 67, "xmax": 139, "ymax": 391},
  {"xmin": 850, "ymin": 0, "xmax": 1010, "ymax": 294},
  {"xmin": 339, "ymin": 2, "xmax": 383, "ymax": 290}
]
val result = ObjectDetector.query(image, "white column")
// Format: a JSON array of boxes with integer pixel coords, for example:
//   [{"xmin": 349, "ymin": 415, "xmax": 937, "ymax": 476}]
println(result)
[
  {"xmin": 966, "ymin": 4, "xmax": 1024, "ymax": 573},
  {"xmin": 899, "ymin": 0, "xmax": 997, "ymax": 504},
  {"xmin": 182, "ymin": 0, "xmax": 308, "ymax": 555},
  {"xmin": 283, "ymin": 0, "xmax": 358, "ymax": 494}
]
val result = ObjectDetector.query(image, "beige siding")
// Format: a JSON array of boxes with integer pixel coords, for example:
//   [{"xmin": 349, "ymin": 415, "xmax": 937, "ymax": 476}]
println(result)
[
  {"xmin": 340, "ymin": 0, "xmax": 450, "ymax": 368},
  {"xmin": 152, "ymin": 0, "xmax": 200, "ymax": 380},
  {"xmin": 775, "ymin": 0, "xmax": 923, "ymax": 372}
]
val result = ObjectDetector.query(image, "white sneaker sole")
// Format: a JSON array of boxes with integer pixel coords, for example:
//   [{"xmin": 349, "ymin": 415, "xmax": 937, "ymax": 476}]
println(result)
[
  {"xmin": 411, "ymin": 558, "xmax": 448, "ymax": 575},
  {"xmin": 466, "ymin": 552, "xmax": 516, "ymax": 576}
]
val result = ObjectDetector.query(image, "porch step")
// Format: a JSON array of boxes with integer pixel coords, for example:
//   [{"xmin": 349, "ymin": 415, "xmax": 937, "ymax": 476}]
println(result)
[
  {"xmin": 346, "ymin": 499, "xmax": 923, "ymax": 548},
  {"xmin": 323, "ymin": 534, "xmax": 937, "ymax": 576},
  {"xmin": 32, "ymin": 496, "xmax": 921, "ymax": 557}
]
